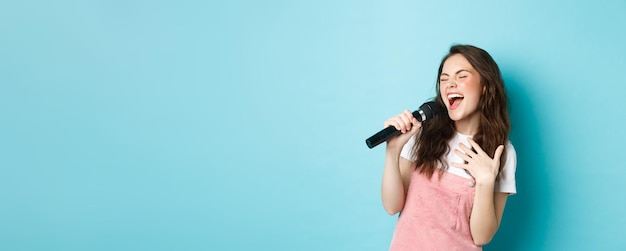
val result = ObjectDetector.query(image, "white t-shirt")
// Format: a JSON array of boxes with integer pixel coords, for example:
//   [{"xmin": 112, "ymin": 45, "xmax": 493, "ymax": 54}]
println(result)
[{"xmin": 400, "ymin": 132, "xmax": 517, "ymax": 194}]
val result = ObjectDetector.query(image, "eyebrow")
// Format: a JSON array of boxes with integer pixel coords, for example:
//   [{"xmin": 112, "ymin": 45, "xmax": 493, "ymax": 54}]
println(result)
[{"xmin": 440, "ymin": 69, "xmax": 470, "ymax": 77}]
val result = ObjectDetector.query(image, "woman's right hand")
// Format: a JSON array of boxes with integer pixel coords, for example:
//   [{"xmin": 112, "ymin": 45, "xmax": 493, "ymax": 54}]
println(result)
[{"xmin": 383, "ymin": 110, "xmax": 421, "ymax": 151}]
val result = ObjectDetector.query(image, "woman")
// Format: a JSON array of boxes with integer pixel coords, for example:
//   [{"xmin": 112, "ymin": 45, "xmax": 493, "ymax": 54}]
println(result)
[{"xmin": 381, "ymin": 45, "xmax": 517, "ymax": 250}]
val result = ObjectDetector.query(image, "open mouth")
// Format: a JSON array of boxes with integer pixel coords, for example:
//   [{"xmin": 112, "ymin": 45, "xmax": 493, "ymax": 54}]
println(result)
[{"xmin": 447, "ymin": 93, "xmax": 464, "ymax": 110}]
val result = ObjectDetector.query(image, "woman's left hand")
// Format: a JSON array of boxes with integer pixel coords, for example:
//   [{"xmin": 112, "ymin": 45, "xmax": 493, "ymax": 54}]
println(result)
[{"xmin": 451, "ymin": 138, "xmax": 504, "ymax": 184}]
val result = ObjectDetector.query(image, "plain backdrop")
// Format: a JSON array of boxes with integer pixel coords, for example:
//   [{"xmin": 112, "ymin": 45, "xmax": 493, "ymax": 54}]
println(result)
[{"xmin": 2, "ymin": 0, "xmax": 626, "ymax": 250}]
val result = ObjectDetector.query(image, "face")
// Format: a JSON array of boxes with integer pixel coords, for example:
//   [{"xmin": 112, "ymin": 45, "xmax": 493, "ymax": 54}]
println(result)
[{"xmin": 439, "ymin": 54, "xmax": 483, "ymax": 125}]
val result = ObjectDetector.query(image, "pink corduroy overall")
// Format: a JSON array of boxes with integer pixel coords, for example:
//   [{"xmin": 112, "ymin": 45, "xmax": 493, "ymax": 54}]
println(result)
[{"xmin": 389, "ymin": 168, "xmax": 481, "ymax": 251}]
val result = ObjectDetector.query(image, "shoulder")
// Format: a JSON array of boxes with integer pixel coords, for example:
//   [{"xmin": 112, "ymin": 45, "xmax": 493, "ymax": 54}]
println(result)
[
  {"xmin": 504, "ymin": 140, "xmax": 517, "ymax": 161},
  {"xmin": 495, "ymin": 139, "xmax": 518, "ymax": 194},
  {"xmin": 501, "ymin": 140, "xmax": 517, "ymax": 179}
]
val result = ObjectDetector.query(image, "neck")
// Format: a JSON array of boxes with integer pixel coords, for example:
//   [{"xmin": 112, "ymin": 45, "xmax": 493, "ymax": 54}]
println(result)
[{"xmin": 454, "ymin": 113, "xmax": 481, "ymax": 136}]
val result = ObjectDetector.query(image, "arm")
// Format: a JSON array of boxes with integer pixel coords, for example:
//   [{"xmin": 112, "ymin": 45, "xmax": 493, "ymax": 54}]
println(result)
[
  {"xmin": 380, "ymin": 110, "xmax": 420, "ymax": 215},
  {"xmin": 451, "ymin": 138, "xmax": 508, "ymax": 245},
  {"xmin": 381, "ymin": 152, "xmax": 414, "ymax": 215},
  {"xmin": 469, "ymin": 187, "xmax": 509, "ymax": 245}
]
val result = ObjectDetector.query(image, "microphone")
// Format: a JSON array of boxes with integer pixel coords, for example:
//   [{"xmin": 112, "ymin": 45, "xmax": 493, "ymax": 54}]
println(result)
[{"xmin": 365, "ymin": 101, "xmax": 440, "ymax": 149}]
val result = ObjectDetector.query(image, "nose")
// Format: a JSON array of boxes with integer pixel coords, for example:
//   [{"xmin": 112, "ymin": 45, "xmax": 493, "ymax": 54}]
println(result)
[{"xmin": 446, "ymin": 79, "xmax": 457, "ymax": 88}]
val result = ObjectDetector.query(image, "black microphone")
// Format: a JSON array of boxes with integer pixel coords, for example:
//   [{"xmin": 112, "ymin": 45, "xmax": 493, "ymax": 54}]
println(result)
[{"xmin": 365, "ymin": 101, "xmax": 440, "ymax": 149}]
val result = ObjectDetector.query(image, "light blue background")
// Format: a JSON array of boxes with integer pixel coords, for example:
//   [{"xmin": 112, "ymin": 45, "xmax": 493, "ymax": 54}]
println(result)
[{"xmin": 1, "ymin": 0, "xmax": 625, "ymax": 250}]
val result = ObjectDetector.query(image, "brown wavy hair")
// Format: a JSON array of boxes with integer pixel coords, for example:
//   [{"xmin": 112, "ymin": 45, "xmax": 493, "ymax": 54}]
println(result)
[{"xmin": 412, "ymin": 45, "xmax": 510, "ymax": 178}]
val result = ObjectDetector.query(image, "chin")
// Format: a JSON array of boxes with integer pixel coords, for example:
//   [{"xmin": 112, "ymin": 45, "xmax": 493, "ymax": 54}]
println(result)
[
  {"xmin": 447, "ymin": 110, "xmax": 464, "ymax": 121},
  {"xmin": 449, "ymin": 115, "xmax": 462, "ymax": 121},
  {"xmin": 445, "ymin": 107, "xmax": 456, "ymax": 117}
]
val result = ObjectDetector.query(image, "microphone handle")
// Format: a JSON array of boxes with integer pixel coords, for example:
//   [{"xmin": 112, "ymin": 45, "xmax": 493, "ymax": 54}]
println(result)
[
  {"xmin": 365, "ymin": 110, "xmax": 424, "ymax": 149},
  {"xmin": 365, "ymin": 126, "xmax": 402, "ymax": 149}
]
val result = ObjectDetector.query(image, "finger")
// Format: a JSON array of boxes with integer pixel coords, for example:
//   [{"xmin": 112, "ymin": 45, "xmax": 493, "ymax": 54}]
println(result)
[
  {"xmin": 493, "ymin": 145, "xmax": 505, "ymax": 160},
  {"xmin": 404, "ymin": 109, "xmax": 415, "ymax": 127},
  {"xmin": 458, "ymin": 143, "xmax": 477, "ymax": 158},
  {"xmin": 403, "ymin": 109, "xmax": 415, "ymax": 120},
  {"xmin": 383, "ymin": 118, "xmax": 397, "ymax": 130},
  {"xmin": 399, "ymin": 111, "xmax": 412, "ymax": 132},
  {"xmin": 450, "ymin": 161, "xmax": 467, "ymax": 169},
  {"xmin": 409, "ymin": 117, "xmax": 421, "ymax": 132},
  {"xmin": 467, "ymin": 138, "xmax": 487, "ymax": 156},
  {"xmin": 383, "ymin": 117, "xmax": 403, "ymax": 132},
  {"xmin": 391, "ymin": 117, "xmax": 406, "ymax": 133},
  {"xmin": 454, "ymin": 149, "xmax": 473, "ymax": 162},
  {"xmin": 383, "ymin": 119, "xmax": 393, "ymax": 128}
]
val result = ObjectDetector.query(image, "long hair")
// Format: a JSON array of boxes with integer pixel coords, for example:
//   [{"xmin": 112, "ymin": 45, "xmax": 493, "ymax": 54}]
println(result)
[{"xmin": 412, "ymin": 45, "xmax": 510, "ymax": 178}]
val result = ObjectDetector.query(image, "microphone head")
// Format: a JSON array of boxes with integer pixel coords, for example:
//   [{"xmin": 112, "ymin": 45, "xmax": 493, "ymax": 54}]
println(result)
[{"xmin": 417, "ymin": 101, "xmax": 440, "ymax": 122}]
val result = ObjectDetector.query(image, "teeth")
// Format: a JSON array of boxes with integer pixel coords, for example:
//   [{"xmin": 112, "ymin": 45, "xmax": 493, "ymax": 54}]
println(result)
[{"xmin": 447, "ymin": 93, "xmax": 464, "ymax": 99}]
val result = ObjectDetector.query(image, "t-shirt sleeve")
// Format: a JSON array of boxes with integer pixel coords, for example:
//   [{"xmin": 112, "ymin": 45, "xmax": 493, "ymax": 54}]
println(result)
[
  {"xmin": 495, "ymin": 141, "xmax": 517, "ymax": 194},
  {"xmin": 400, "ymin": 135, "xmax": 417, "ymax": 161}
]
